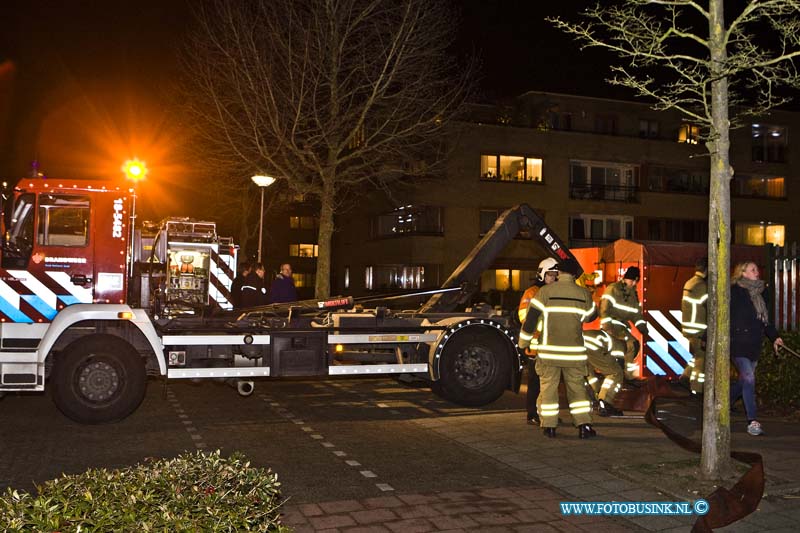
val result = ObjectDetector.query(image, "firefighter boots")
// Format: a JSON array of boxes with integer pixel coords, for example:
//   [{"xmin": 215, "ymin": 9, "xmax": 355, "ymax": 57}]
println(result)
[
  {"xmin": 597, "ymin": 400, "xmax": 624, "ymax": 417},
  {"xmin": 578, "ymin": 424, "xmax": 597, "ymax": 439},
  {"xmin": 543, "ymin": 427, "xmax": 556, "ymax": 438}
]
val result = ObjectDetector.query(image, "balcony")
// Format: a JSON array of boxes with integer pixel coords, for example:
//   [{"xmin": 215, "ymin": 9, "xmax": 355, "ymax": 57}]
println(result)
[{"xmin": 569, "ymin": 184, "xmax": 639, "ymax": 203}]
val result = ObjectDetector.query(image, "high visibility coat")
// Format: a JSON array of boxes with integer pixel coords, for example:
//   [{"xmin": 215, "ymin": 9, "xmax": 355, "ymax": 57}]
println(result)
[
  {"xmin": 600, "ymin": 280, "xmax": 646, "ymax": 338},
  {"xmin": 681, "ymin": 272, "xmax": 708, "ymax": 339},
  {"xmin": 518, "ymin": 273, "xmax": 595, "ymax": 367},
  {"xmin": 518, "ymin": 282, "xmax": 543, "ymax": 322}
]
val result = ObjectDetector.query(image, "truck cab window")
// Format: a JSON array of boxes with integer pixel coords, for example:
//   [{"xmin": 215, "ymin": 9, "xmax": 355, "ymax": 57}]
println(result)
[
  {"xmin": 37, "ymin": 194, "xmax": 90, "ymax": 247},
  {"xmin": 2, "ymin": 193, "xmax": 35, "ymax": 268}
]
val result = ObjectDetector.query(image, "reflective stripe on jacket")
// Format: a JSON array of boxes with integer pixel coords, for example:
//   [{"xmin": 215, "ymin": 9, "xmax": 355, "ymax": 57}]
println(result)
[
  {"xmin": 681, "ymin": 272, "xmax": 708, "ymax": 338},
  {"xmin": 600, "ymin": 280, "xmax": 644, "ymax": 337},
  {"xmin": 521, "ymin": 273, "xmax": 595, "ymax": 366}
]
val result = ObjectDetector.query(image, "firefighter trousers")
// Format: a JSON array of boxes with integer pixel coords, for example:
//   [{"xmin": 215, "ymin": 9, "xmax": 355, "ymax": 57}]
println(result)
[
  {"xmin": 536, "ymin": 359, "xmax": 592, "ymax": 428},
  {"xmin": 586, "ymin": 346, "xmax": 623, "ymax": 405},
  {"xmin": 687, "ymin": 337, "xmax": 706, "ymax": 394},
  {"xmin": 526, "ymin": 357, "xmax": 541, "ymax": 419}
]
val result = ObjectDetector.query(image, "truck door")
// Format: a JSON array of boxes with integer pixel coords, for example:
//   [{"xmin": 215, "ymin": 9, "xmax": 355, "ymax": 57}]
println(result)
[{"xmin": 0, "ymin": 192, "xmax": 94, "ymax": 321}]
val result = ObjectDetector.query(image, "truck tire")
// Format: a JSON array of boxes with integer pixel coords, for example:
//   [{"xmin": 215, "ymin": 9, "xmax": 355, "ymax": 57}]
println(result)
[
  {"xmin": 435, "ymin": 328, "xmax": 510, "ymax": 406},
  {"xmin": 51, "ymin": 335, "xmax": 146, "ymax": 424}
]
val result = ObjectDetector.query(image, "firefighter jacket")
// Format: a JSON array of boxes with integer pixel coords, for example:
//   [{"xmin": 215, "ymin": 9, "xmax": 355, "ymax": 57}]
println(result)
[
  {"xmin": 518, "ymin": 273, "xmax": 596, "ymax": 367},
  {"xmin": 600, "ymin": 280, "xmax": 647, "ymax": 338},
  {"xmin": 518, "ymin": 282, "xmax": 543, "ymax": 322},
  {"xmin": 681, "ymin": 271, "xmax": 708, "ymax": 339}
]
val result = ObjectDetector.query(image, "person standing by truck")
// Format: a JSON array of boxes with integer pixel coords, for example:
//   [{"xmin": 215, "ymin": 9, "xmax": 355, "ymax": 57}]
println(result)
[
  {"xmin": 230, "ymin": 261, "xmax": 253, "ymax": 310},
  {"xmin": 268, "ymin": 263, "xmax": 298, "ymax": 303},
  {"xmin": 518, "ymin": 264, "xmax": 597, "ymax": 439},
  {"xmin": 517, "ymin": 258, "xmax": 560, "ymax": 426},
  {"xmin": 241, "ymin": 263, "xmax": 268, "ymax": 308},
  {"xmin": 680, "ymin": 257, "xmax": 708, "ymax": 395},
  {"xmin": 600, "ymin": 266, "xmax": 649, "ymax": 382}
]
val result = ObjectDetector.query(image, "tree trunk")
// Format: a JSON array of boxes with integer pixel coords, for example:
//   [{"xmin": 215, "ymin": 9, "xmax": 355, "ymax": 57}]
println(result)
[
  {"xmin": 701, "ymin": 0, "xmax": 732, "ymax": 481},
  {"xmin": 315, "ymin": 180, "xmax": 335, "ymax": 299}
]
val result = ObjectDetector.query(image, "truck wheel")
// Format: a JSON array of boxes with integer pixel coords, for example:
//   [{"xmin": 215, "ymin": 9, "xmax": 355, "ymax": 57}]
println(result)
[
  {"xmin": 51, "ymin": 335, "xmax": 146, "ymax": 424},
  {"xmin": 435, "ymin": 328, "xmax": 510, "ymax": 406}
]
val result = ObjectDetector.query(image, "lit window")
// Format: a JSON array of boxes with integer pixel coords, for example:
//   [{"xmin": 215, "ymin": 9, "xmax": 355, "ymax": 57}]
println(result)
[
  {"xmin": 731, "ymin": 175, "xmax": 785, "ymax": 198},
  {"xmin": 479, "ymin": 269, "xmax": 536, "ymax": 292},
  {"xmin": 735, "ymin": 222, "xmax": 785, "ymax": 246},
  {"xmin": 289, "ymin": 243, "xmax": 318, "ymax": 257},
  {"xmin": 678, "ymin": 123, "xmax": 700, "ymax": 144},
  {"xmin": 293, "ymin": 272, "xmax": 314, "ymax": 288},
  {"xmin": 480, "ymin": 154, "xmax": 543, "ymax": 182}
]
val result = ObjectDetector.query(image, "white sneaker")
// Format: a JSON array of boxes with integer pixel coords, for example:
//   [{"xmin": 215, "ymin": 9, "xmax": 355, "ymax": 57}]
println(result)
[{"xmin": 747, "ymin": 420, "xmax": 764, "ymax": 436}]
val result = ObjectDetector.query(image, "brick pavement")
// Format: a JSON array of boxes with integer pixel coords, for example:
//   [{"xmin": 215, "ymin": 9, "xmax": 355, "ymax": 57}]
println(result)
[{"xmin": 282, "ymin": 404, "xmax": 800, "ymax": 532}]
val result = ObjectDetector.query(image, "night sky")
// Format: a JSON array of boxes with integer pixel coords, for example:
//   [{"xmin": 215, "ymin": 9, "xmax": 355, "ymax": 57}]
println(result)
[{"xmin": 0, "ymin": 0, "xmax": 608, "ymax": 218}]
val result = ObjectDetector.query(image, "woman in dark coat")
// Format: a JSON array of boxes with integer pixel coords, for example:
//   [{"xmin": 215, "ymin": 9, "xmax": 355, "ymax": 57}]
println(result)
[{"xmin": 730, "ymin": 261, "xmax": 783, "ymax": 436}]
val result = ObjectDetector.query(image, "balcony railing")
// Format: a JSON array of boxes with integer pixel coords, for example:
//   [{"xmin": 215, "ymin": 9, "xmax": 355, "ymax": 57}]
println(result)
[{"xmin": 569, "ymin": 184, "xmax": 639, "ymax": 203}]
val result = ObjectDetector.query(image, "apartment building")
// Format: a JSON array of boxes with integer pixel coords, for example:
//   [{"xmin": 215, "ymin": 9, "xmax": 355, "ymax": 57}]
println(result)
[{"xmin": 331, "ymin": 91, "xmax": 798, "ymax": 299}]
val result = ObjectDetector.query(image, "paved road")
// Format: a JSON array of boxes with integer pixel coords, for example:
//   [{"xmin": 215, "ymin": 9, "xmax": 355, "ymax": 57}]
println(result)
[
  {"xmin": 1, "ymin": 376, "xmax": 646, "ymax": 531},
  {"xmin": 0, "ymin": 376, "xmax": 532, "ymax": 500}
]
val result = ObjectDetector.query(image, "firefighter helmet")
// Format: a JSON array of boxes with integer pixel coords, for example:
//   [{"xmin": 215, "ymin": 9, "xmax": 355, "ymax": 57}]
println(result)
[{"xmin": 537, "ymin": 258, "xmax": 559, "ymax": 281}]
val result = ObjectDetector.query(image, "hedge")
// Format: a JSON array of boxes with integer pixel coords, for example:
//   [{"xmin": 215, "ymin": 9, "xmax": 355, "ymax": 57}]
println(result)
[
  {"xmin": 756, "ymin": 330, "xmax": 800, "ymax": 410},
  {"xmin": 0, "ymin": 450, "xmax": 288, "ymax": 532}
]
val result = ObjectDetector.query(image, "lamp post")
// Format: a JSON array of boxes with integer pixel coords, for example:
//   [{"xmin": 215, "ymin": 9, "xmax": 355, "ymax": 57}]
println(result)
[
  {"xmin": 122, "ymin": 158, "xmax": 148, "ymax": 278},
  {"xmin": 251, "ymin": 175, "xmax": 276, "ymax": 263}
]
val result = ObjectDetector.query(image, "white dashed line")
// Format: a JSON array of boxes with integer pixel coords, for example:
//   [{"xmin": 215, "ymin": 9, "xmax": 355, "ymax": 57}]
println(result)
[
  {"xmin": 166, "ymin": 389, "xmax": 207, "ymax": 451},
  {"xmin": 257, "ymin": 390, "xmax": 391, "ymax": 494}
]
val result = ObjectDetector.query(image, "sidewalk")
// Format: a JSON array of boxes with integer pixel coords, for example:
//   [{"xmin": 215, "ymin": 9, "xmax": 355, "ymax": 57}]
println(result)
[{"xmin": 281, "ymin": 396, "xmax": 800, "ymax": 532}]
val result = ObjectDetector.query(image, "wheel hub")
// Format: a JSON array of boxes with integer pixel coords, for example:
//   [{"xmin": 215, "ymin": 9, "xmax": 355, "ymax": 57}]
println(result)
[
  {"xmin": 77, "ymin": 360, "xmax": 120, "ymax": 402},
  {"xmin": 453, "ymin": 345, "xmax": 493, "ymax": 389}
]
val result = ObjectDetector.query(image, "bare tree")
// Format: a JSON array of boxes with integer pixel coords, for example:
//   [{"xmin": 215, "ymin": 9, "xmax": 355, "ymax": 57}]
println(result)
[
  {"xmin": 550, "ymin": 0, "xmax": 800, "ymax": 480},
  {"xmin": 182, "ymin": 0, "xmax": 472, "ymax": 298}
]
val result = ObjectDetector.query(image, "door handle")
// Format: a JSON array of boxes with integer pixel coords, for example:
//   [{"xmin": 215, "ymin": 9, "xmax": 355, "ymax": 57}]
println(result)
[{"xmin": 70, "ymin": 274, "xmax": 93, "ymax": 286}]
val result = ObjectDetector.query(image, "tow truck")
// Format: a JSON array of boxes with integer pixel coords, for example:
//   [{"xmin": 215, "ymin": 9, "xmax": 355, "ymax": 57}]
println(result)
[{"xmin": 0, "ymin": 176, "xmax": 580, "ymax": 423}]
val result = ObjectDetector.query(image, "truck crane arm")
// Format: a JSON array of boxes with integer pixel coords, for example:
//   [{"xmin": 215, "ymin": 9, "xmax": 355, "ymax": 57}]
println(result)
[{"xmin": 419, "ymin": 204, "xmax": 582, "ymax": 313}]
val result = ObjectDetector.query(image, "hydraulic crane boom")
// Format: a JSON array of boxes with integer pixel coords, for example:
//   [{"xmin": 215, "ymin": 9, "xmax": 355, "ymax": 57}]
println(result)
[{"xmin": 419, "ymin": 204, "xmax": 582, "ymax": 313}]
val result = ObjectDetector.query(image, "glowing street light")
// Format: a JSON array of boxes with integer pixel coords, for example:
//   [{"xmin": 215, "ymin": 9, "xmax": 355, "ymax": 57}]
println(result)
[
  {"xmin": 251, "ymin": 175, "xmax": 276, "ymax": 263},
  {"xmin": 122, "ymin": 158, "xmax": 149, "ymax": 182}
]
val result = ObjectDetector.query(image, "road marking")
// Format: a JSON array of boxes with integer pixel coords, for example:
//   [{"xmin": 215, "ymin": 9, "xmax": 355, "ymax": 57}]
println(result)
[
  {"xmin": 257, "ymin": 389, "xmax": 394, "ymax": 494},
  {"xmin": 166, "ymin": 389, "xmax": 207, "ymax": 451}
]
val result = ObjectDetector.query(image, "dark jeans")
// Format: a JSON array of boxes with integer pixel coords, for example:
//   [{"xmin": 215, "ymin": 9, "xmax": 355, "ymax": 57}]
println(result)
[
  {"xmin": 730, "ymin": 357, "xmax": 758, "ymax": 421},
  {"xmin": 527, "ymin": 358, "xmax": 541, "ymax": 418}
]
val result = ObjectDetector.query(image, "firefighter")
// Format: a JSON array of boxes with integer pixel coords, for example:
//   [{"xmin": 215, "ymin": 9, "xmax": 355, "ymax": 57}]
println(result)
[
  {"xmin": 680, "ymin": 257, "xmax": 708, "ymax": 395},
  {"xmin": 583, "ymin": 329, "xmax": 625, "ymax": 416},
  {"xmin": 518, "ymin": 257, "xmax": 560, "ymax": 426},
  {"xmin": 518, "ymin": 264, "xmax": 597, "ymax": 439},
  {"xmin": 600, "ymin": 266, "xmax": 648, "ymax": 382}
]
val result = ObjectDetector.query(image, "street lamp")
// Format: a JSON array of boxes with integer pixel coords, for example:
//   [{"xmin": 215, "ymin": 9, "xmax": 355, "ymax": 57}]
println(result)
[
  {"xmin": 251, "ymin": 175, "xmax": 276, "ymax": 263},
  {"xmin": 122, "ymin": 158, "xmax": 148, "ymax": 277}
]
